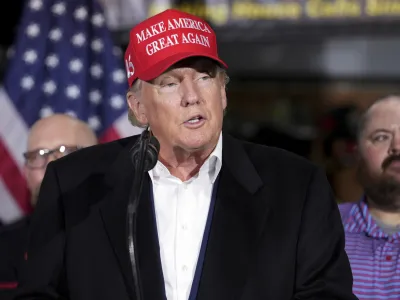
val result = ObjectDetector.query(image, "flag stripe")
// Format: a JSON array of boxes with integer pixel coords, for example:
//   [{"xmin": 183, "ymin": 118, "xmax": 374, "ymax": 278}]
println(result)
[
  {"xmin": 0, "ymin": 86, "xmax": 29, "ymax": 170},
  {"xmin": 0, "ymin": 178, "xmax": 24, "ymax": 224},
  {"xmin": 114, "ymin": 112, "xmax": 143, "ymax": 138},
  {"xmin": 0, "ymin": 138, "xmax": 31, "ymax": 214},
  {"xmin": 0, "ymin": 281, "xmax": 18, "ymax": 289},
  {"xmin": 99, "ymin": 126, "xmax": 121, "ymax": 143}
]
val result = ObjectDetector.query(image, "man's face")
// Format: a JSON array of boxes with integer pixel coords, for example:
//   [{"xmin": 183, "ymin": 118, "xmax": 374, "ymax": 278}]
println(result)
[
  {"xmin": 128, "ymin": 58, "xmax": 227, "ymax": 155},
  {"xmin": 24, "ymin": 117, "xmax": 96, "ymax": 207},
  {"xmin": 357, "ymin": 99, "xmax": 400, "ymax": 211}
]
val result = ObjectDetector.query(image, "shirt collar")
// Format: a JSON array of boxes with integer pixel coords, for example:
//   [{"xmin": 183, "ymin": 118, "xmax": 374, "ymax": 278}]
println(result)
[
  {"xmin": 148, "ymin": 132, "xmax": 223, "ymax": 184},
  {"xmin": 344, "ymin": 196, "xmax": 400, "ymax": 240}
]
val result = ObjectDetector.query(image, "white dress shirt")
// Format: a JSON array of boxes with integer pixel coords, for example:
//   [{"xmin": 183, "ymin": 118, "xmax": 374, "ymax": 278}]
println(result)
[{"xmin": 148, "ymin": 134, "xmax": 223, "ymax": 300}]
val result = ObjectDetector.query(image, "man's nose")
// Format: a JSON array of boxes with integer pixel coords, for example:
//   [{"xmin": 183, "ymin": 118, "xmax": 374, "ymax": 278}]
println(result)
[
  {"xmin": 47, "ymin": 151, "xmax": 63, "ymax": 165},
  {"xmin": 47, "ymin": 154, "xmax": 58, "ymax": 164},
  {"xmin": 181, "ymin": 80, "xmax": 200, "ymax": 107},
  {"xmin": 389, "ymin": 134, "xmax": 400, "ymax": 155}
]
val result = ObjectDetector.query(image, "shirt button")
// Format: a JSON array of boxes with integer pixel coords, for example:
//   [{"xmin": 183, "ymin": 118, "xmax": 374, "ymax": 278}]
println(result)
[
  {"xmin": 181, "ymin": 224, "xmax": 188, "ymax": 230},
  {"xmin": 386, "ymin": 255, "xmax": 392, "ymax": 261},
  {"xmin": 182, "ymin": 265, "xmax": 188, "ymax": 272}
]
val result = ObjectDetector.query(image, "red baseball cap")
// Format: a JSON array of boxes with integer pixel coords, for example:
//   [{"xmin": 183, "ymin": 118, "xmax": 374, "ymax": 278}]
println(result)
[{"xmin": 124, "ymin": 9, "xmax": 228, "ymax": 87}]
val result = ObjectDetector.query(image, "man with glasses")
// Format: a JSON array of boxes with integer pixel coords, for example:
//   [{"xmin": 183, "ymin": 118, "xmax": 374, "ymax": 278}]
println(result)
[
  {"xmin": 0, "ymin": 114, "xmax": 97, "ymax": 300},
  {"xmin": 23, "ymin": 114, "xmax": 97, "ymax": 207}
]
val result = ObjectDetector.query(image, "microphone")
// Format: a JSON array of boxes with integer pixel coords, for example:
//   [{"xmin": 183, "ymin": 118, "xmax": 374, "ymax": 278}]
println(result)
[{"xmin": 127, "ymin": 128, "xmax": 160, "ymax": 300}]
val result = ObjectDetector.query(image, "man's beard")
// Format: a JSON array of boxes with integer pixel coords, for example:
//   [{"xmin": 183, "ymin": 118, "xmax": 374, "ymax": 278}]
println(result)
[{"xmin": 357, "ymin": 156, "xmax": 400, "ymax": 212}]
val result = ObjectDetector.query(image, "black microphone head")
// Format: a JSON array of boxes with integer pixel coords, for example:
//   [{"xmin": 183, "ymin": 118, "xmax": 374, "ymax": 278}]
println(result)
[
  {"xmin": 144, "ymin": 136, "xmax": 160, "ymax": 172},
  {"xmin": 130, "ymin": 131, "xmax": 160, "ymax": 172},
  {"xmin": 149, "ymin": 135, "xmax": 160, "ymax": 153}
]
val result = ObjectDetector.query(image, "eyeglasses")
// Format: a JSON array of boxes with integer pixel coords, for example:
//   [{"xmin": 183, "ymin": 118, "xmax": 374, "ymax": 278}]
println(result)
[{"xmin": 23, "ymin": 145, "xmax": 81, "ymax": 169}]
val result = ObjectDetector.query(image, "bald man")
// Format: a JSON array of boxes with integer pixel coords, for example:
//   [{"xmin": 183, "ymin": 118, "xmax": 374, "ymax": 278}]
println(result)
[
  {"xmin": 0, "ymin": 114, "xmax": 97, "ymax": 300},
  {"xmin": 24, "ymin": 114, "xmax": 97, "ymax": 206}
]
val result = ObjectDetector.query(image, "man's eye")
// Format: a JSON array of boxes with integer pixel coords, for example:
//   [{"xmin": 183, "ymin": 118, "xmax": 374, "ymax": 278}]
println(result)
[
  {"xmin": 160, "ymin": 81, "xmax": 177, "ymax": 87},
  {"xmin": 372, "ymin": 135, "xmax": 389, "ymax": 142}
]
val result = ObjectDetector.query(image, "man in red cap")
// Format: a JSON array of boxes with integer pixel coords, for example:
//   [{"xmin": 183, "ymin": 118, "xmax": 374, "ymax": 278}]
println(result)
[{"xmin": 16, "ymin": 9, "xmax": 357, "ymax": 300}]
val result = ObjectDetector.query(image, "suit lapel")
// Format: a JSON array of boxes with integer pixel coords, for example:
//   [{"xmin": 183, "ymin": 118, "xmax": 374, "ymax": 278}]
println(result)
[
  {"xmin": 99, "ymin": 138, "xmax": 165, "ymax": 300},
  {"xmin": 136, "ymin": 176, "xmax": 166, "ymax": 299},
  {"xmin": 197, "ymin": 134, "xmax": 271, "ymax": 300}
]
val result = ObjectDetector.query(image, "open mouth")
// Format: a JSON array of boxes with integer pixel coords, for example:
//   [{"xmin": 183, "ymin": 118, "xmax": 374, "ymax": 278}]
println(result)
[{"xmin": 185, "ymin": 115, "xmax": 204, "ymax": 124}]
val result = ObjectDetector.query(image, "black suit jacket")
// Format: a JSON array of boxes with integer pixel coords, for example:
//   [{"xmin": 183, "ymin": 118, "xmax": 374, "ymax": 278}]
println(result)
[
  {"xmin": 0, "ymin": 216, "xmax": 29, "ymax": 300},
  {"xmin": 15, "ymin": 134, "xmax": 358, "ymax": 300}
]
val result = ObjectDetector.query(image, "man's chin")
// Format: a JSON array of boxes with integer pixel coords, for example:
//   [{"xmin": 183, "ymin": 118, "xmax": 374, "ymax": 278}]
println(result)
[{"xmin": 364, "ymin": 176, "xmax": 400, "ymax": 211}]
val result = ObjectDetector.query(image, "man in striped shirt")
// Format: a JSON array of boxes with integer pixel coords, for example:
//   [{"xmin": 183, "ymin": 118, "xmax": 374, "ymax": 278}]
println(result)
[{"xmin": 339, "ymin": 95, "xmax": 400, "ymax": 299}]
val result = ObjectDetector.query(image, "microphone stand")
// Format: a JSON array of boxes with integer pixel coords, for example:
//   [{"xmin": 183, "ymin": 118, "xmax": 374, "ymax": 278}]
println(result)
[{"xmin": 127, "ymin": 132, "xmax": 149, "ymax": 300}]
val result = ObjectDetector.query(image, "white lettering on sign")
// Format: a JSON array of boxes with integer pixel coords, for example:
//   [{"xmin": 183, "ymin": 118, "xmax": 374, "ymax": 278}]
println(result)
[{"xmin": 125, "ymin": 55, "xmax": 135, "ymax": 78}]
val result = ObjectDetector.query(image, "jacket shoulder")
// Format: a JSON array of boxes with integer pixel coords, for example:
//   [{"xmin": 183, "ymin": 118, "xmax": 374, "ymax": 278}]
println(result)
[
  {"xmin": 240, "ymin": 139, "xmax": 318, "ymax": 176},
  {"xmin": 48, "ymin": 135, "xmax": 138, "ymax": 186}
]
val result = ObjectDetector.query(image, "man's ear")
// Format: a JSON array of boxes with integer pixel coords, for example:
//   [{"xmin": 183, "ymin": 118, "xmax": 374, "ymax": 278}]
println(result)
[
  {"xmin": 126, "ymin": 91, "xmax": 148, "ymax": 126},
  {"xmin": 218, "ymin": 75, "xmax": 227, "ymax": 110},
  {"xmin": 220, "ymin": 87, "xmax": 227, "ymax": 110}
]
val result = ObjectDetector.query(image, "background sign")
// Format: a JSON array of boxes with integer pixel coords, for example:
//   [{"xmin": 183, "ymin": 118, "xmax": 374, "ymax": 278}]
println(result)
[{"xmin": 99, "ymin": 0, "xmax": 400, "ymax": 31}]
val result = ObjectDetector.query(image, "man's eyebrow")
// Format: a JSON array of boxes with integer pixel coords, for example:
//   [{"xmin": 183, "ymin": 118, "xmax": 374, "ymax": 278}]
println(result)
[
  {"xmin": 150, "ymin": 73, "xmax": 177, "ymax": 85},
  {"xmin": 368, "ymin": 128, "xmax": 392, "ymax": 135}
]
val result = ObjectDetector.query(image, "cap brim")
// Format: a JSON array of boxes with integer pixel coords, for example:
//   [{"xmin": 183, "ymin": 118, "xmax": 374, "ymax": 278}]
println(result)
[{"xmin": 138, "ymin": 52, "xmax": 228, "ymax": 82}]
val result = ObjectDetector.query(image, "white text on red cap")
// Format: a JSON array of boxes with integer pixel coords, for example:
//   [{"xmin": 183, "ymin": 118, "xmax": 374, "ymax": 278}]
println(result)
[{"xmin": 135, "ymin": 17, "xmax": 212, "ymax": 56}]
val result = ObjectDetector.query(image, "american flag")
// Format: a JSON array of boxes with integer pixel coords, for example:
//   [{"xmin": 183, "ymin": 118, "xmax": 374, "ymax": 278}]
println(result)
[{"xmin": 0, "ymin": 0, "xmax": 142, "ymax": 225}]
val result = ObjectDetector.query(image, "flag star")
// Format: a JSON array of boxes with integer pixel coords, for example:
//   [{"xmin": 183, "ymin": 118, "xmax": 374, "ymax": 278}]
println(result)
[
  {"xmin": 91, "ymin": 13, "xmax": 105, "ymax": 27},
  {"xmin": 110, "ymin": 95, "xmax": 125, "ymax": 110},
  {"xmin": 112, "ymin": 69, "xmax": 126, "ymax": 84},
  {"xmin": 39, "ymin": 106, "xmax": 54, "ymax": 118},
  {"xmin": 89, "ymin": 90, "xmax": 102, "ymax": 104},
  {"xmin": 23, "ymin": 49, "xmax": 38, "ymax": 64},
  {"xmin": 88, "ymin": 116, "xmax": 101, "ymax": 130},
  {"xmin": 71, "ymin": 33, "xmax": 86, "ymax": 47},
  {"xmin": 74, "ymin": 6, "xmax": 88, "ymax": 20},
  {"xmin": 49, "ymin": 28, "xmax": 62, "ymax": 41},
  {"xmin": 65, "ymin": 85, "xmax": 80, "ymax": 99},
  {"xmin": 26, "ymin": 23, "xmax": 40, "ymax": 38},
  {"xmin": 69, "ymin": 59, "xmax": 83, "ymax": 73},
  {"xmin": 90, "ymin": 64, "xmax": 103, "ymax": 78},
  {"xmin": 45, "ymin": 54, "xmax": 59, "ymax": 68},
  {"xmin": 21, "ymin": 76, "xmax": 35, "ymax": 90},
  {"xmin": 91, "ymin": 39, "xmax": 104, "ymax": 52},
  {"xmin": 65, "ymin": 110, "xmax": 77, "ymax": 118},
  {"xmin": 113, "ymin": 46, "xmax": 122, "ymax": 57},
  {"xmin": 52, "ymin": 2, "xmax": 66, "ymax": 15},
  {"xmin": 43, "ymin": 80, "xmax": 57, "ymax": 95},
  {"xmin": 29, "ymin": 0, "xmax": 43, "ymax": 11}
]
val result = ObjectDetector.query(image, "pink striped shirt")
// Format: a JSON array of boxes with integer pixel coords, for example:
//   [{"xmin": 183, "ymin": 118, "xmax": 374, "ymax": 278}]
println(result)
[{"xmin": 339, "ymin": 200, "xmax": 400, "ymax": 299}]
